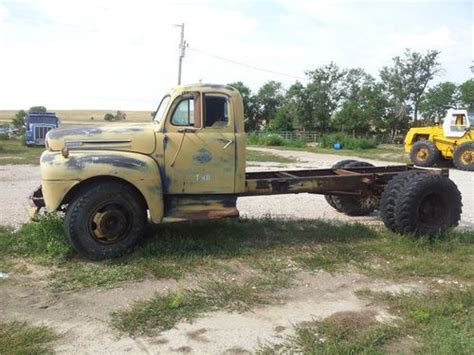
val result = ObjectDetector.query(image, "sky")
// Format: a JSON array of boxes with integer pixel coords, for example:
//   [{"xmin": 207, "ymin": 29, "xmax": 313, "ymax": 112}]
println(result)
[{"xmin": 0, "ymin": 0, "xmax": 472, "ymax": 110}]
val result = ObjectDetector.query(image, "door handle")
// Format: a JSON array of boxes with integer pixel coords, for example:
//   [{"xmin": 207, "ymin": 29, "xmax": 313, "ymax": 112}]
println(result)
[
  {"xmin": 222, "ymin": 139, "xmax": 234, "ymax": 149},
  {"xmin": 216, "ymin": 138, "xmax": 234, "ymax": 149}
]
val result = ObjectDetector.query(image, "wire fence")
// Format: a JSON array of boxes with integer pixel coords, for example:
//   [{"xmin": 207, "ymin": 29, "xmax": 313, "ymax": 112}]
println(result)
[{"xmin": 250, "ymin": 131, "xmax": 402, "ymax": 145}]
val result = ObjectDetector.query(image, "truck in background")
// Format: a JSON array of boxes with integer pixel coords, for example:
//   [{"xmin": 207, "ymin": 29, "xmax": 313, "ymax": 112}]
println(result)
[{"xmin": 25, "ymin": 112, "xmax": 60, "ymax": 146}]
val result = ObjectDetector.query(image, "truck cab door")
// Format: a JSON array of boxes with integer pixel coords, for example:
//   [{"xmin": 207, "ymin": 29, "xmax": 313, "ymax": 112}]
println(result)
[{"xmin": 163, "ymin": 92, "xmax": 236, "ymax": 194}]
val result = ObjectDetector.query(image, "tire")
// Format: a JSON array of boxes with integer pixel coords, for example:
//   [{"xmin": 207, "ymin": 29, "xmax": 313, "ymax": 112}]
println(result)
[
  {"xmin": 331, "ymin": 161, "xmax": 379, "ymax": 216},
  {"xmin": 453, "ymin": 142, "xmax": 474, "ymax": 171},
  {"xmin": 409, "ymin": 140, "xmax": 440, "ymax": 167},
  {"xmin": 394, "ymin": 174, "xmax": 462, "ymax": 237},
  {"xmin": 324, "ymin": 160, "xmax": 358, "ymax": 211},
  {"xmin": 379, "ymin": 171, "xmax": 423, "ymax": 232},
  {"xmin": 64, "ymin": 181, "xmax": 147, "ymax": 260}
]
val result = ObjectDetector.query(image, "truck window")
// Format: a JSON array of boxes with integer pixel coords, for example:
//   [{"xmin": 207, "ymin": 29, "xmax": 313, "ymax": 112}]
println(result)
[
  {"xmin": 171, "ymin": 98, "xmax": 194, "ymax": 126},
  {"xmin": 153, "ymin": 95, "xmax": 170, "ymax": 123},
  {"xmin": 204, "ymin": 95, "xmax": 228, "ymax": 128}
]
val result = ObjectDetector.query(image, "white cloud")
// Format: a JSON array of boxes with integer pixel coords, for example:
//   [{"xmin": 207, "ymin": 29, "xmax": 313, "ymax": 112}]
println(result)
[{"xmin": 0, "ymin": 0, "xmax": 471, "ymax": 109}]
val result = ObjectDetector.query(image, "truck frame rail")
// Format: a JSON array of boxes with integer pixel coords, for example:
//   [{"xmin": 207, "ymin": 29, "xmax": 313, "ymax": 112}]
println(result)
[{"xmin": 244, "ymin": 165, "xmax": 448, "ymax": 196}]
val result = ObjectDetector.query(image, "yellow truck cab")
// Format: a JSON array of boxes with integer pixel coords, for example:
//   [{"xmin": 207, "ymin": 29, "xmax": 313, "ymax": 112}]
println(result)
[{"xmin": 30, "ymin": 84, "xmax": 463, "ymax": 260}]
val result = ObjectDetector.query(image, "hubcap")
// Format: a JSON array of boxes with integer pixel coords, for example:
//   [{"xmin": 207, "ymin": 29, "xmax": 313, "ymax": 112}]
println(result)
[
  {"xmin": 89, "ymin": 203, "xmax": 130, "ymax": 244},
  {"xmin": 416, "ymin": 148, "xmax": 428, "ymax": 161},
  {"xmin": 460, "ymin": 150, "xmax": 473, "ymax": 164},
  {"xmin": 418, "ymin": 193, "xmax": 446, "ymax": 226}
]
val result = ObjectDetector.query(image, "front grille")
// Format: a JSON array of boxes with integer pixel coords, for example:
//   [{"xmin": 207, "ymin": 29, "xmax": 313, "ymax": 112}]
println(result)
[{"xmin": 34, "ymin": 126, "xmax": 52, "ymax": 139}]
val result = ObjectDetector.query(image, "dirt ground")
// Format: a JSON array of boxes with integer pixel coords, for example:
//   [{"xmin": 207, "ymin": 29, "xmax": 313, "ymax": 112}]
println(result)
[
  {"xmin": 1, "ymin": 148, "xmax": 473, "ymax": 353},
  {"xmin": 1, "ymin": 267, "xmax": 423, "ymax": 354}
]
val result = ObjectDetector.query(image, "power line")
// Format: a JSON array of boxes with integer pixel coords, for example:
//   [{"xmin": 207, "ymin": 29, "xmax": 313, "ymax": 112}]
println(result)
[{"xmin": 188, "ymin": 47, "xmax": 307, "ymax": 81}]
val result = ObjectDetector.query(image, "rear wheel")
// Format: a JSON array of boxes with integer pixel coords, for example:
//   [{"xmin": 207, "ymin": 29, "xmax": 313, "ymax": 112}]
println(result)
[
  {"xmin": 324, "ymin": 160, "xmax": 358, "ymax": 211},
  {"xmin": 453, "ymin": 142, "xmax": 474, "ymax": 171},
  {"xmin": 64, "ymin": 181, "xmax": 147, "ymax": 260},
  {"xmin": 394, "ymin": 174, "xmax": 462, "ymax": 237},
  {"xmin": 331, "ymin": 161, "xmax": 378, "ymax": 216},
  {"xmin": 409, "ymin": 140, "xmax": 440, "ymax": 167},
  {"xmin": 379, "ymin": 171, "xmax": 423, "ymax": 232}
]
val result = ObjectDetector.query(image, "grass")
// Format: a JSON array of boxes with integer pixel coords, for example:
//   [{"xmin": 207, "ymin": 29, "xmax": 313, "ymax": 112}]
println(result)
[
  {"xmin": 0, "ymin": 138, "xmax": 297, "ymax": 166},
  {"xmin": 1, "ymin": 216, "xmax": 472, "ymax": 347},
  {"xmin": 256, "ymin": 144, "xmax": 410, "ymax": 164},
  {"xmin": 0, "ymin": 321, "xmax": 59, "ymax": 354},
  {"xmin": 352, "ymin": 286, "xmax": 474, "ymax": 354},
  {"xmin": 1, "ymin": 216, "xmax": 473, "ymax": 291},
  {"xmin": 0, "ymin": 139, "xmax": 43, "ymax": 165},
  {"xmin": 111, "ymin": 275, "xmax": 289, "ymax": 335},
  {"xmin": 247, "ymin": 133, "xmax": 307, "ymax": 148},
  {"xmin": 246, "ymin": 149, "xmax": 299, "ymax": 164},
  {"xmin": 0, "ymin": 109, "xmax": 151, "ymax": 125},
  {"xmin": 260, "ymin": 311, "xmax": 399, "ymax": 354}
]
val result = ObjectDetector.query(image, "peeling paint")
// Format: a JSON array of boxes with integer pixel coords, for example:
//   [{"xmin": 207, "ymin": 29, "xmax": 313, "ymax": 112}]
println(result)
[
  {"xmin": 192, "ymin": 148, "xmax": 213, "ymax": 164},
  {"xmin": 65, "ymin": 155, "xmax": 147, "ymax": 171}
]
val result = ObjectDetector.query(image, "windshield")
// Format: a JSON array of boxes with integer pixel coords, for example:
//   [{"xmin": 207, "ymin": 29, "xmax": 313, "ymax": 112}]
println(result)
[{"xmin": 153, "ymin": 95, "xmax": 170, "ymax": 123}]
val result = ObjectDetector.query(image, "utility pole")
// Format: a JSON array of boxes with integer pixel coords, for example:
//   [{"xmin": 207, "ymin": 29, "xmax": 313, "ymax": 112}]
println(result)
[{"xmin": 175, "ymin": 23, "xmax": 187, "ymax": 85}]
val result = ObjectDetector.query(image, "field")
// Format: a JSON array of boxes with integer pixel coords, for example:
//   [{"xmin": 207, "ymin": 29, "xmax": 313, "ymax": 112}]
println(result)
[{"xmin": 0, "ymin": 110, "xmax": 151, "ymax": 126}]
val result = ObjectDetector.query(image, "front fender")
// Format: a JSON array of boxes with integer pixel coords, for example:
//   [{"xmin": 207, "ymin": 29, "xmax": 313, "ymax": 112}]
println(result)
[{"xmin": 40, "ymin": 150, "xmax": 164, "ymax": 223}]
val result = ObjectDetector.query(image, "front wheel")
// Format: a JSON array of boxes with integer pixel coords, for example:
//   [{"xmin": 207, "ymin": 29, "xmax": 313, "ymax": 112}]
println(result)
[
  {"xmin": 453, "ymin": 142, "xmax": 474, "ymax": 171},
  {"xmin": 64, "ymin": 181, "xmax": 147, "ymax": 260},
  {"xmin": 409, "ymin": 140, "xmax": 440, "ymax": 167}
]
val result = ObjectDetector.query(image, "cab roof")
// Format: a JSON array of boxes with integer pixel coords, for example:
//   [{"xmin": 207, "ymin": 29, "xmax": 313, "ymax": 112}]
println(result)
[{"xmin": 169, "ymin": 83, "xmax": 240, "ymax": 97}]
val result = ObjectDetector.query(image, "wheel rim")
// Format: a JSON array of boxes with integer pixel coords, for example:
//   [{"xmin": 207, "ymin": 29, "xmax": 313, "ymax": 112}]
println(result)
[
  {"xmin": 88, "ymin": 202, "xmax": 132, "ymax": 244},
  {"xmin": 417, "ymin": 193, "xmax": 447, "ymax": 227},
  {"xmin": 460, "ymin": 150, "xmax": 473, "ymax": 165},
  {"xmin": 416, "ymin": 147, "xmax": 428, "ymax": 161}
]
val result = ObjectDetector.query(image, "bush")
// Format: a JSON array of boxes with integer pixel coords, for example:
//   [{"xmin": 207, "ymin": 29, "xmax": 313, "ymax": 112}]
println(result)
[
  {"xmin": 19, "ymin": 135, "xmax": 26, "ymax": 146},
  {"xmin": 247, "ymin": 133, "xmax": 306, "ymax": 148},
  {"xmin": 320, "ymin": 133, "xmax": 377, "ymax": 150}
]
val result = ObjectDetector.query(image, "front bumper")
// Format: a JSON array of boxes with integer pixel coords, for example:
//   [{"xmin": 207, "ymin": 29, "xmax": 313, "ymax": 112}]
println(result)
[{"xmin": 27, "ymin": 186, "xmax": 45, "ymax": 219}]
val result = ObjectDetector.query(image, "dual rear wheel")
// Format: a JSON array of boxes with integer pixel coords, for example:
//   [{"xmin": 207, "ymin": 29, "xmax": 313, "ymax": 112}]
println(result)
[{"xmin": 325, "ymin": 159, "xmax": 462, "ymax": 237}]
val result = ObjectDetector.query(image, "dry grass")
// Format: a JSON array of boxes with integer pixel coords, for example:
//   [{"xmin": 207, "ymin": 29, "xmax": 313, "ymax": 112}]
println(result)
[{"xmin": 0, "ymin": 110, "xmax": 151, "ymax": 126}]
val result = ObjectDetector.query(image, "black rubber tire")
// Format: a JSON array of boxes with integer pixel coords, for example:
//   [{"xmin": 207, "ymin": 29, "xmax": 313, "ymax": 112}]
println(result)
[
  {"xmin": 453, "ymin": 142, "xmax": 474, "ymax": 171},
  {"xmin": 324, "ymin": 160, "xmax": 358, "ymax": 211},
  {"xmin": 379, "ymin": 171, "xmax": 423, "ymax": 232},
  {"xmin": 64, "ymin": 181, "xmax": 147, "ymax": 260},
  {"xmin": 394, "ymin": 174, "xmax": 462, "ymax": 237},
  {"xmin": 331, "ymin": 161, "xmax": 379, "ymax": 216},
  {"xmin": 409, "ymin": 140, "xmax": 440, "ymax": 167}
]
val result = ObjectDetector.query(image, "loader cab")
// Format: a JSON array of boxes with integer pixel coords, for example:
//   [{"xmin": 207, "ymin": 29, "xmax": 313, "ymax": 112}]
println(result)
[{"xmin": 443, "ymin": 109, "xmax": 470, "ymax": 138}]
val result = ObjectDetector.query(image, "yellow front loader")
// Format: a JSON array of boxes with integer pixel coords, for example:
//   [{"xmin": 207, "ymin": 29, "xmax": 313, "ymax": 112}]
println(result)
[{"xmin": 404, "ymin": 109, "xmax": 474, "ymax": 170}]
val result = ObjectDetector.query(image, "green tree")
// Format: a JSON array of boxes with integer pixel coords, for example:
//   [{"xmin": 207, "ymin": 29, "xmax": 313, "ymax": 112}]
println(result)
[
  {"xmin": 267, "ymin": 106, "xmax": 294, "ymax": 131},
  {"xmin": 419, "ymin": 82, "xmax": 458, "ymax": 123},
  {"xmin": 458, "ymin": 79, "xmax": 474, "ymax": 111},
  {"xmin": 11, "ymin": 110, "xmax": 27, "ymax": 134},
  {"xmin": 28, "ymin": 106, "xmax": 47, "ymax": 113},
  {"xmin": 228, "ymin": 81, "xmax": 260, "ymax": 131},
  {"xmin": 334, "ymin": 83, "xmax": 389, "ymax": 135},
  {"xmin": 256, "ymin": 80, "xmax": 285, "ymax": 127},
  {"xmin": 380, "ymin": 49, "xmax": 441, "ymax": 123},
  {"xmin": 303, "ymin": 62, "xmax": 347, "ymax": 131},
  {"xmin": 104, "ymin": 113, "xmax": 115, "ymax": 121}
]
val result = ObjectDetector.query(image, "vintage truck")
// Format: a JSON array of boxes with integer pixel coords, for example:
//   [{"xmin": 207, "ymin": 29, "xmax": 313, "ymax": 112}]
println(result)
[
  {"xmin": 29, "ymin": 84, "xmax": 463, "ymax": 260},
  {"xmin": 25, "ymin": 112, "xmax": 60, "ymax": 146}
]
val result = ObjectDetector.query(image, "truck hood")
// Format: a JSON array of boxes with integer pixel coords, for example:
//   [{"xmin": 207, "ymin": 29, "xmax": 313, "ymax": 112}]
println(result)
[{"xmin": 46, "ymin": 123, "xmax": 156, "ymax": 154}]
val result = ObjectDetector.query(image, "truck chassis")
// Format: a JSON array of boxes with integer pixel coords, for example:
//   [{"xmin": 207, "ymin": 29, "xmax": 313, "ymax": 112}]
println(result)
[{"xmin": 30, "ymin": 161, "xmax": 462, "ymax": 261}]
